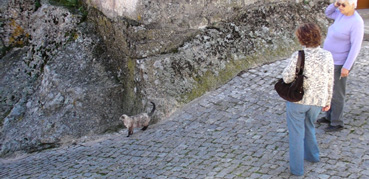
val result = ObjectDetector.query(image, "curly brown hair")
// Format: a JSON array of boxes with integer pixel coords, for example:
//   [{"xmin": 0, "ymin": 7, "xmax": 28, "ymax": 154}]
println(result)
[{"xmin": 295, "ymin": 23, "xmax": 322, "ymax": 48}]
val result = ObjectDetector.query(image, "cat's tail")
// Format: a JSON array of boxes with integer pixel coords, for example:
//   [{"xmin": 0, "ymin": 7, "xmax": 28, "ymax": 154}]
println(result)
[{"xmin": 149, "ymin": 101, "xmax": 156, "ymax": 116}]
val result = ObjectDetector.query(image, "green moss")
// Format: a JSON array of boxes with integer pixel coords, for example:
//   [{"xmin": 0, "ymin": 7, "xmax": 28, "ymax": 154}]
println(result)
[
  {"xmin": 126, "ymin": 58, "xmax": 135, "ymax": 82},
  {"xmin": 1, "ymin": 45, "xmax": 12, "ymax": 59},
  {"xmin": 181, "ymin": 57, "xmax": 253, "ymax": 103},
  {"xmin": 122, "ymin": 58, "xmax": 137, "ymax": 113},
  {"xmin": 65, "ymin": 31, "xmax": 78, "ymax": 42},
  {"xmin": 49, "ymin": 0, "xmax": 88, "ymax": 22},
  {"xmin": 0, "ymin": 109, "xmax": 11, "ymax": 127},
  {"xmin": 180, "ymin": 40, "xmax": 300, "ymax": 104},
  {"xmin": 35, "ymin": 0, "xmax": 42, "ymax": 11},
  {"xmin": 78, "ymin": 6, "xmax": 88, "ymax": 23},
  {"xmin": 1, "ymin": 20, "xmax": 30, "ymax": 57},
  {"xmin": 49, "ymin": 0, "xmax": 79, "ymax": 7}
]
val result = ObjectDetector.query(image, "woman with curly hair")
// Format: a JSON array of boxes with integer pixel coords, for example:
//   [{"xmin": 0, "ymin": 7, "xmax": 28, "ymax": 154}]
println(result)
[{"xmin": 281, "ymin": 23, "xmax": 334, "ymax": 176}]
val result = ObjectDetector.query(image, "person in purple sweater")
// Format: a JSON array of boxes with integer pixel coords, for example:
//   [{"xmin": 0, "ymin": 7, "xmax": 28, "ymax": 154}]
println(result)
[{"xmin": 318, "ymin": 0, "xmax": 364, "ymax": 132}]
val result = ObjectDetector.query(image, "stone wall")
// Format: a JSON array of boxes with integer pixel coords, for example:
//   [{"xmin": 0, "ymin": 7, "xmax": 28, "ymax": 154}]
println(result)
[
  {"xmin": 0, "ymin": 0, "xmax": 331, "ymax": 156},
  {"xmin": 87, "ymin": 0, "xmax": 331, "ymax": 122},
  {"xmin": 85, "ymin": 0, "xmax": 331, "ymax": 30},
  {"xmin": 87, "ymin": 0, "xmax": 258, "ymax": 30}
]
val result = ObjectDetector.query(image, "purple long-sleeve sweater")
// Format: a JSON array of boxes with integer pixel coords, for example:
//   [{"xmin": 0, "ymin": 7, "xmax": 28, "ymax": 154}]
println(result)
[{"xmin": 323, "ymin": 4, "xmax": 364, "ymax": 70}]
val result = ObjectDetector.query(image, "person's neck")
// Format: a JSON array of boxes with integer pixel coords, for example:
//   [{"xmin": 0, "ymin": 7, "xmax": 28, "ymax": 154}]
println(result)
[{"xmin": 344, "ymin": 10, "xmax": 355, "ymax": 16}]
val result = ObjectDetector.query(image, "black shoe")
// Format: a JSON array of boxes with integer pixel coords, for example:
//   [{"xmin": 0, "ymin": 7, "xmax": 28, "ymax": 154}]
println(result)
[
  {"xmin": 324, "ymin": 125, "xmax": 343, "ymax": 132},
  {"xmin": 317, "ymin": 117, "xmax": 330, "ymax": 124}
]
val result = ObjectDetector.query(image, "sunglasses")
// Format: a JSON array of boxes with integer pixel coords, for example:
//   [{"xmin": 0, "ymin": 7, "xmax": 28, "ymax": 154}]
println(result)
[{"xmin": 336, "ymin": 2, "xmax": 346, "ymax": 8}]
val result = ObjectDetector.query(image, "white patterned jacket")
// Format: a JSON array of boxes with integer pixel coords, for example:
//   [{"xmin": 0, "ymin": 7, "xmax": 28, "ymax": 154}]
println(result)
[{"xmin": 282, "ymin": 47, "xmax": 334, "ymax": 107}]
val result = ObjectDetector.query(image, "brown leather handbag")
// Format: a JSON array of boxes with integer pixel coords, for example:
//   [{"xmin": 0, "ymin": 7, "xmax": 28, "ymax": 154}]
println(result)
[{"xmin": 274, "ymin": 50, "xmax": 305, "ymax": 102}]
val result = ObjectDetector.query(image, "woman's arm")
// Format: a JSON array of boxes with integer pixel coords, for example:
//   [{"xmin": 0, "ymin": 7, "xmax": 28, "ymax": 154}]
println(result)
[
  {"xmin": 325, "ymin": 3, "xmax": 339, "ymax": 20},
  {"xmin": 326, "ymin": 53, "xmax": 334, "ymax": 107},
  {"xmin": 282, "ymin": 51, "xmax": 298, "ymax": 83},
  {"xmin": 343, "ymin": 19, "xmax": 365, "ymax": 71}
]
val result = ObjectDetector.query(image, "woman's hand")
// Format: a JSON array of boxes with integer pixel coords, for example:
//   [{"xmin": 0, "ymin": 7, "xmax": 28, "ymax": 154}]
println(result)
[
  {"xmin": 322, "ymin": 105, "xmax": 331, "ymax": 112},
  {"xmin": 341, "ymin": 68, "xmax": 349, "ymax": 78},
  {"xmin": 334, "ymin": 1, "xmax": 339, "ymax": 7}
]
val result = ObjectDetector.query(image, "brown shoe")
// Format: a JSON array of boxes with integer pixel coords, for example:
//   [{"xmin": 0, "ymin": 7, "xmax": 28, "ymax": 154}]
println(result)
[{"xmin": 317, "ymin": 117, "xmax": 330, "ymax": 124}]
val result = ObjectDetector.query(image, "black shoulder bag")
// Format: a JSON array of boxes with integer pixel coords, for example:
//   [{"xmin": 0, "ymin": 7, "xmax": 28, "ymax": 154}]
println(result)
[{"xmin": 274, "ymin": 50, "xmax": 305, "ymax": 102}]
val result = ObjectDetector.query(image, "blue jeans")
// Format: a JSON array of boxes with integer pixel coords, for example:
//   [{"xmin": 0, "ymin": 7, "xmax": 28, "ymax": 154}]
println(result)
[{"xmin": 286, "ymin": 102, "xmax": 322, "ymax": 176}]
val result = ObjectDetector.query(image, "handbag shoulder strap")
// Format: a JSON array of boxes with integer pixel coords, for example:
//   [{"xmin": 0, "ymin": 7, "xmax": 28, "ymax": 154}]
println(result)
[{"xmin": 296, "ymin": 50, "xmax": 305, "ymax": 75}]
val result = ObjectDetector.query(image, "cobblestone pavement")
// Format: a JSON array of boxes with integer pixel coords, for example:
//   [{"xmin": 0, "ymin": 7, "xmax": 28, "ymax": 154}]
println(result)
[
  {"xmin": 1, "ymin": 47, "xmax": 369, "ymax": 178},
  {"xmin": 359, "ymin": 9, "xmax": 369, "ymax": 40}
]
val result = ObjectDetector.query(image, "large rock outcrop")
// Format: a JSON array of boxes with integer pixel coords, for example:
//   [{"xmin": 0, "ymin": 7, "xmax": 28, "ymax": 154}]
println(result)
[
  {"xmin": 0, "ymin": 0, "xmax": 331, "ymax": 156},
  {"xmin": 0, "ymin": 1, "xmax": 125, "ymax": 155},
  {"xmin": 86, "ymin": 0, "xmax": 331, "ymax": 121}
]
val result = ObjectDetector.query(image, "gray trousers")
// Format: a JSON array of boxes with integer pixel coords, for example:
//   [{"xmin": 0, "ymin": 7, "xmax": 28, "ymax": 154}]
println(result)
[{"xmin": 326, "ymin": 65, "xmax": 347, "ymax": 126}]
